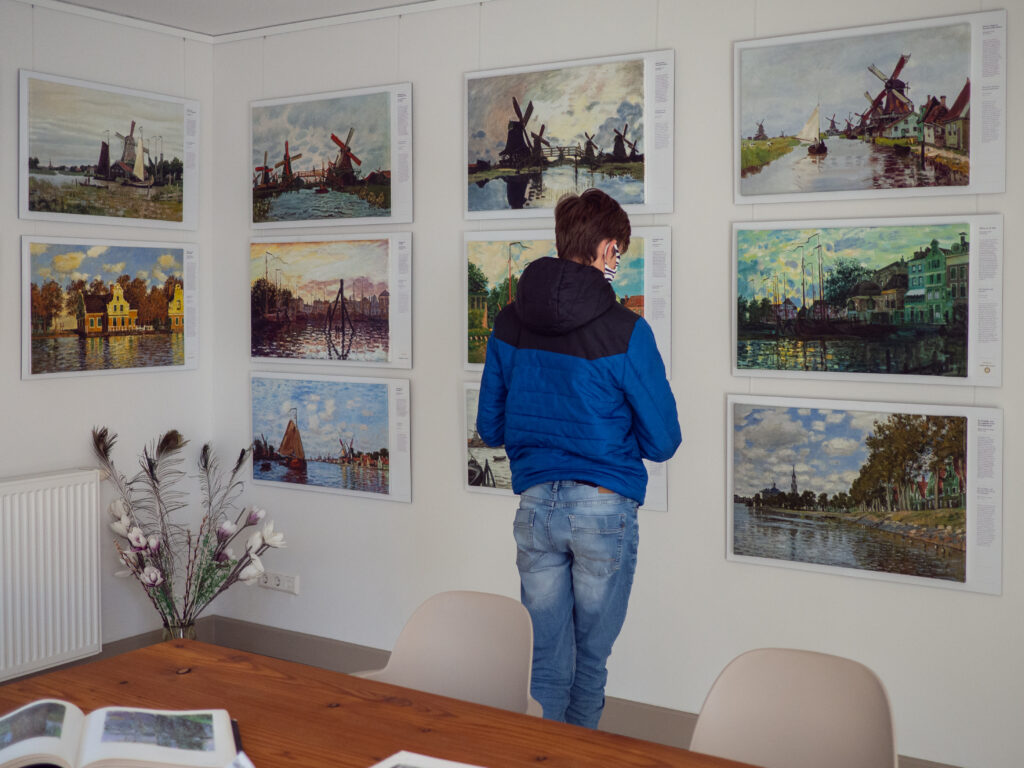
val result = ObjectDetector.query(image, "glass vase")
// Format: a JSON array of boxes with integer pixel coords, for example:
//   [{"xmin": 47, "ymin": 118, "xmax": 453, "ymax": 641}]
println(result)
[{"xmin": 162, "ymin": 622, "xmax": 197, "ymax": 641}]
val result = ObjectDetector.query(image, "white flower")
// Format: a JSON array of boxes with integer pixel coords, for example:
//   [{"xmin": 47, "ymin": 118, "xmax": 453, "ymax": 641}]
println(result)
[
  {"xmin": 216, "ymin": 546, "xmax": 235, "ymax": 564},
  {"xmin": 140, "ymin": 565, "xmax": 164, "ymax": 587},
  {"xmin": 246, "ymin": 507, "xmax": 266, "ymax": 525},
  {"xmin": 107, "ymin": 498, "xmax": 129, "ymax": 520},
  {"xmin": 110, "ymin": 514, "xmax": 131, "ymax": 538},
  {"xmin": 128, "ymin": 527, "xmax": 148, "ymax": 549},
  {"xmin": 217, "ymin": 520, "xmax": 237, "ymax": 540},
  {"xmin": 238, "ymin": 553, "xmax": 264, "ymax": 585},
  {"xmin": 261, "ymin": 521, "xmax": 286, "ymax": 549},
  {"xmin": 246, "ymin": 530, "xmax": 263, "ymax": 553},
  {"xmin": 147, "ymin": 535, "xmax": 161, "ymax": 553}
]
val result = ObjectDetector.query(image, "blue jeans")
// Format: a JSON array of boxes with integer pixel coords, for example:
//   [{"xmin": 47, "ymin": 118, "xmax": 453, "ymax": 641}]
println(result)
[{"xmin": 513, "ymin": 480, "xmax": 639, "ymax": 728}]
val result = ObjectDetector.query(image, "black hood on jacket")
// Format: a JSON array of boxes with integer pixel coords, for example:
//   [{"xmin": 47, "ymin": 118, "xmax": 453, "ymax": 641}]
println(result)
[{"xmin": 513, "ymin": 257, "xmax": 616, "ymax": 336}]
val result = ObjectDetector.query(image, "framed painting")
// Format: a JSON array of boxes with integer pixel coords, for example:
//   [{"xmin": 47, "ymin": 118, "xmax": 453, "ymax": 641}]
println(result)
[
  {"xmin": 22, "ymin": 236, "xmax": 198, "ymax": 379},
  {"xmin": 250, "ymin": 234, "xmax": 411, "ymax": 369},
  {"xmin": 250, "ymin": 373, "xmax": 411, "ymax": 503},
  {"xmin": 464, "ymin": 228, "xmax": 671, "ymax": 373},
  {"xmin": 465, "ymin": 50, "xmax": 673, "ymax": 219},
  {"xmin": 251, "ymin": 83, "xmax": 412, "ymax": 228},
  {"xmin": 733, "ymin": 215, "xmax": 1002, "ymax": 386},
  {"xmin": 728, "ymin": 394, "xmax": 1002, "ymax": 594},
  {"xmin": 734, "ymin": 10, "xmax": 1006, "ymax": 203},
  {"xmin": 19, "ymin": 71, "xmax": 199, "ymax": 229},
  {"xmin": 464, "ymin": 382, "xmax": 668, "ymax": 512}
]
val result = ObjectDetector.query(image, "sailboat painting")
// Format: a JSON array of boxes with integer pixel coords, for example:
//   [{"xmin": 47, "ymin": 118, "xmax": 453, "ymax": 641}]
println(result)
[
  {"xmin": 465, "ymin": 50, "xmax": 674, "ymax": 218},
  {"xmin": 734, "ymin": 11, "xmax": 1007, "ymax": 203},
  {"xmin": 796, "ymin": 104, "xmax": 827, "ymax": 156},
  {"xmin": 251, "ymin": 373, "xmax": 409, "ymax": 500},
  {"xmin": 20, "ymin": 71, "xmax": 199, "ymax": 228}
]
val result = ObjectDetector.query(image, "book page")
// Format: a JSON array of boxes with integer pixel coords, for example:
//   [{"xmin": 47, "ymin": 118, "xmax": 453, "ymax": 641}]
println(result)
[
  {"xmin": 0, "ymin": 699, "xmax": 83, "ymax": 768},
  {"xmin": 368, "ymin": 752, "xmax": 489, "ymax": 768},
  {"xmin": 77, "ymin": 707, "xmax": 234, "ymax": 768}
]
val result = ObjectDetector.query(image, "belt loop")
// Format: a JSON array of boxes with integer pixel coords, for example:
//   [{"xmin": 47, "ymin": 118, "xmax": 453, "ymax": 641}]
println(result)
[{"xmin": 551, "ymin": 480, "xmax": 560, "ymax": 493}]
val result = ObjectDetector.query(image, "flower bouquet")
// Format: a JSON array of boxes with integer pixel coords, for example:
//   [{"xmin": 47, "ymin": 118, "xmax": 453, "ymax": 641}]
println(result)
[{"xmin": 91, "ymin": 428, "xmax": 286, "ymax": 637}]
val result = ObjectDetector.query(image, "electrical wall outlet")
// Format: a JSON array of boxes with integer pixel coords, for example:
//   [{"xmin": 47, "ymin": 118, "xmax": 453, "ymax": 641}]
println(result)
[{"xmin": 258, "ymin": 571, "xmax": 299, "ymax": 595}]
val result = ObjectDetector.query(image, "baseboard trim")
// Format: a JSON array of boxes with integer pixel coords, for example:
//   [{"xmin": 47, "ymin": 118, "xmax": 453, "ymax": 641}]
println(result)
[{"xmin": 28, "ymin": 617, "xmax": 955, "ymax": 768}]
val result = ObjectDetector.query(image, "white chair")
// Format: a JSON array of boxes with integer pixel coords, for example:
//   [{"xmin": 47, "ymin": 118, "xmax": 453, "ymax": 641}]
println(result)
[
  {"xmin": 354, "ymin": 590, "xmax": 543, "ymax": 716},
  {"xmin": 689, "ymin": 648, "xmax": 897, "ymax": 768}
]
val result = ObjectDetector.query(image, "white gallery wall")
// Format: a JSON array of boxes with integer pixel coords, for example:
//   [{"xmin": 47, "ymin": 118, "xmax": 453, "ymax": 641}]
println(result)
[
  {"xmin": 2, "ymin": 0, "xmax": 1021, "ymax": 766},
  {"xmin": 0, "ymin": 2, "xmax": 217, "ymax": 640}
]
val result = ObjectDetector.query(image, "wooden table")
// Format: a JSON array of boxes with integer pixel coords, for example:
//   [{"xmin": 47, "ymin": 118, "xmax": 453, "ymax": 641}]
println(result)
[{"xmin": 0, "ymin": 640, "xmax": 755, "ymax": 767}]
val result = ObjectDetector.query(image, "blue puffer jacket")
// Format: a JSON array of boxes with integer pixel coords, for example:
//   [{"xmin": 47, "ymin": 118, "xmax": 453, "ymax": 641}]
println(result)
[{"xmin": 476, "ymin": 257, "xmax": 680, "ymax": 504}]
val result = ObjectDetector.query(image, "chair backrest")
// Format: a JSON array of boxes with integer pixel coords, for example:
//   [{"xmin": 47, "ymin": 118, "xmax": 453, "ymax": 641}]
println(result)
[
  {"xmin": 689, "ymin": 648, "xmax": 896, "ymax": 768},
  {"xmin": 355, "ymin": 590, "xmax": 541, "ymax": 715}
]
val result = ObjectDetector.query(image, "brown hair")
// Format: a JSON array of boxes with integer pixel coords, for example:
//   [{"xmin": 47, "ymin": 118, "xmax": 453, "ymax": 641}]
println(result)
[{"xmin": 554, "ymin": 188, "xmax": 631, "ymax": 265}]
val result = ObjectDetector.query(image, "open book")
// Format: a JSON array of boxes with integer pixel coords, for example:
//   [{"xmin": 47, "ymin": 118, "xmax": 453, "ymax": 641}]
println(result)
[{"xmin": 0, "ymin": 699, "xmax": 238, "ymax": 768}]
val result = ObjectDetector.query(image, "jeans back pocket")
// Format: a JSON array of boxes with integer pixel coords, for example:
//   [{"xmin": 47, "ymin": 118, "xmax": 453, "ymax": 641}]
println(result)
[{"xmin": 568, "ymin": 513, "xmax": 625, "ymax": 577}]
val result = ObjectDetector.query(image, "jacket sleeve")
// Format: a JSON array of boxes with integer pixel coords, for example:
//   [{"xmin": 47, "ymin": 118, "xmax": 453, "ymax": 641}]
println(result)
[
  {"xmin": 476, "ymin": 334, "xmax": 508, "ymax": 447},
  {"xmin": 621, "ymin": 320, "xmax": 681, "ymax": 462}
]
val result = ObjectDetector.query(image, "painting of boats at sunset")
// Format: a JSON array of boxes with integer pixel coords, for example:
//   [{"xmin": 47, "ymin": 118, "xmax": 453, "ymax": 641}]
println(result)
[
  {"xmin": 23, "ymin": 237, "xmax": 196, "ymax": 378},
  {"xmin": 251, "ymin": 374, "xmax": 391, "ymax": 498},
  {"xmin": 465, "ymin": 51, "xmax": 673, "ymax": 217},
  {"xmin": 730, "ymin": 397, "xmax": 968, "ymax": 585},
  {"xmin": 250, "ymin": 237, "xmax": 404, "ymax": 366},
  {"xmin": 251, "ymin": 84, "xmax": 411, "ymax": 227},
  {"xmin": 735, "ymin": 219, "xmax": 973, "ymax": 381},
  {"xmin": 736, "ymin": 18, "xmax": 975, "ymax": 201}
]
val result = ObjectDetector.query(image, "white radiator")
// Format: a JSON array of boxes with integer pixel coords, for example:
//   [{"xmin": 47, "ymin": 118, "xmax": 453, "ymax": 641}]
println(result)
[{"xmin": 0, "ymin": 469, "xmax": 101, "ymax": 682}]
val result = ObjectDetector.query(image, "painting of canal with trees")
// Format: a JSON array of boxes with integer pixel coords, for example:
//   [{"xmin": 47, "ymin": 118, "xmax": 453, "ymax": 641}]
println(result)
[
  {"xmin": 465, "ymin": 231, "xmax": 652, "ymax": 369},
  {"xmin": 735, "ymin": 219, "xmax": 978, "ymax": 381},
  {"xmin": 24, "ymin": 238, "xmax": 195, "ymax": 378},
  {"xmin": 730, "ymin": 397, "xmax": 971, "ymax": 586},
  {"xmin": 734, "ymin": 13, "xmax": 1006, "ymax": 202}
]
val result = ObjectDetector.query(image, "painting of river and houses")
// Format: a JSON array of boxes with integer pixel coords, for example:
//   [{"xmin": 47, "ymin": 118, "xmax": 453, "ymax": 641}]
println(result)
[
  {"xmin": 20, "ymin": 71, "xmax": 198, "ymax": 228},
  {"xmin": 466, "ymin": 51, "xmax": 673, "ymax": 218},
  {"xmin": 729, "ymin": 396, "xmax": 980, "ymax": 589},
  {"xmin": 465, "ymin": 230, "xmax": 655, "ymax": 370},
  {"xmin": 734, "ymin": 219, "xmax": 985, "ymax": 384},
  {"xmin": 23, "ymin": 238, "xmax": 197, "ymax": 379},
  {"xmin": 251, "ymin": 374, "xmax": 409, "ymax": 501},
  {"xmin": 251, "ymin": 83, "xmax": 412, "ymax": 227},
  {"xmin": 250, "ymin": 236, "xmax": 411, "ymax": 368},
  {"xmin": 734, "ymin": 12, "xmax": 1007, "ymax": 203}
]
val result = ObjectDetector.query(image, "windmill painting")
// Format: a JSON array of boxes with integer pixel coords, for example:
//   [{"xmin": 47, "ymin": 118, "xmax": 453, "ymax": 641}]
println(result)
[
  {"xmin": 735, "ymin": 17, "xmax": 981, "ymax": 202},
  {"xmin": 466, "ymin": 50, "xmax": 674, "ymax": 217},
  {"xmin": 251, "ymin": 83, "xmax": 412, "ymax": 227},
  {"xmin": 20, "ymin": 71, "xmax": 197, "ymax": 228}
]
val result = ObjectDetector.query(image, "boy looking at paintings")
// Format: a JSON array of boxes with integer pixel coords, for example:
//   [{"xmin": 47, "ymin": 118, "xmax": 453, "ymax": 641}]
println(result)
[{"xmin": 476, "ymin": 188, "xmax": 680, "ymax": 727}]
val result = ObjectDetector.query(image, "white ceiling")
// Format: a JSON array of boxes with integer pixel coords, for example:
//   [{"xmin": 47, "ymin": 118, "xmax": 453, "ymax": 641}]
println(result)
[{"xmin": 50, "ymin": 0, "xmax": 445, "ymax": 37}]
